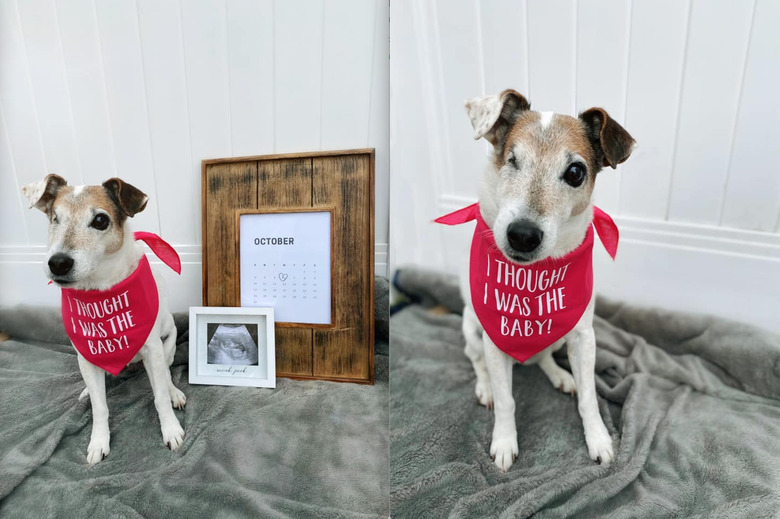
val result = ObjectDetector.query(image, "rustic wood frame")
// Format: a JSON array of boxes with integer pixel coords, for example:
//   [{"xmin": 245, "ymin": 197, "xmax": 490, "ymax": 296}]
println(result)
[
  {"xmin": 201, "ymin": 149, "xmax": 375, "ymax": 384},
  {"xmin": 235, "ymin": 207, "xmax": 336, "ymax": 328}
]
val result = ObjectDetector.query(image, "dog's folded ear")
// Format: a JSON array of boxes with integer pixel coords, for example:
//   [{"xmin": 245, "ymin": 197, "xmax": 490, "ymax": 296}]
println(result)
[
  {"xmin": 464, "ymin": 89, "xmax": 530, "ymax": 146},
  {"xmin": 102, "ymin": 178, "xmax": 149, "ymax": 218},
  {"xmin": 22, "ymin": 174, "xmax": 68, "ymax": 214},
  {"xmin": 579, "ymin": 108, "xmax": 636, "ymax": 169}
]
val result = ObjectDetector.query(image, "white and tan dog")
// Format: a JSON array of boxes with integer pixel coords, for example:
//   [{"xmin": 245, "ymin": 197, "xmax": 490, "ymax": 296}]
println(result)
[
  {"xmin": 22, "ymin": 174, "xmax": 186, "ymax": 465},
  {"xmin": 459, "ymin": 90, "xmax": 634, "ymax": 471}
]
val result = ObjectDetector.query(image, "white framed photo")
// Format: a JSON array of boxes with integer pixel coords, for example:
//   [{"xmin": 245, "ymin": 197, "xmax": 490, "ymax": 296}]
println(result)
[{"xmin": 188, "ymin": 306, "xmax": 276, "ymax": 388}]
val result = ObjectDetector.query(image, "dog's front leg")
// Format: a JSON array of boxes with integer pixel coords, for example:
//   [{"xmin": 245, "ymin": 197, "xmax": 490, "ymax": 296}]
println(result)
[
  {"xmin": 140, "ymin": 339, "xmax": 185, "ymax": 450},
  {"xmin": 566, "ymin": 325, "xmax": 614, "ymax": 465},
  {"xmin": 483, "ymin": 334, "xmax": 518, "ymax": 471},
  {"xmin": 462, "ymin": 305, "xmax": 493, "ymax": 408},
  {"xmin": 159, "ymin": 312, "xmax": 186, "ymax": 409},
  {"xmin": 76, "ymin": 352, "xmax": 110, "ymax": 465}
]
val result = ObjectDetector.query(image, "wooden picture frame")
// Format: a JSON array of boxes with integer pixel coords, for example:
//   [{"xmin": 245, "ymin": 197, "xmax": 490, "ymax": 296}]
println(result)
[{"xmin": 201, "ymin": 149, "xmax": 375, "ymax": 384}]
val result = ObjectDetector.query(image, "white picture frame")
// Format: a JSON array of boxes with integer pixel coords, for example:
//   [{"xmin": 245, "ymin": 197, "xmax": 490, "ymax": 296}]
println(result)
[{"xmin": 188, "ymin": 306, "xmax": 276, "ymax": 388}]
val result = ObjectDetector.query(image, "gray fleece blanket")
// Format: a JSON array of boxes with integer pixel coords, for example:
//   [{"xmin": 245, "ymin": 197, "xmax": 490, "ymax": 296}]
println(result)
[
  {"xmin": 391, "ymin": 267, "xmax": 780, "ymax": 518},
  {"xmin": 0, "ymin": 279, "xmax": 389, "ymax": 519}
]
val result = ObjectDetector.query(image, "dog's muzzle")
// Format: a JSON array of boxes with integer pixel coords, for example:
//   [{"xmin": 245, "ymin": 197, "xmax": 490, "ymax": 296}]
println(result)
[
  {"xmin": 506, "ymin": 220, "xmax": 544, "ymax": 253},
  {"xmin": 48, "ymin": 253, "xmax": 75, "ymax": 276}
]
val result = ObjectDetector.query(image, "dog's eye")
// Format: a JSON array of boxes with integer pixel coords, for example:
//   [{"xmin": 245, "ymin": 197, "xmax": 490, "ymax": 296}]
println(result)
[
  {"xmin": 507, "ymin": 153, "xmax": 519, "ymax": 169},
  {"xmin": 91, "ymin": 213, "xmax": 110, "ymax": 231},
  {"xmin": 563, "ymin": 163, "xmax": 586, "ymax": 187},
  {"xmin": 51, "ymin": 213, "xmax": 59, "ymax": 224}
]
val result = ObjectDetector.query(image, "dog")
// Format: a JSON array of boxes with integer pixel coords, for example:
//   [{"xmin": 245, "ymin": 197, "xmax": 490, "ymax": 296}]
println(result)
[
  {"xmin": 444, "ymin": 89, "xmax": 634, "ymax": 471},
  {"xmin": 22, "ymin": 175, "xmax": 186, "ymax": 465}
]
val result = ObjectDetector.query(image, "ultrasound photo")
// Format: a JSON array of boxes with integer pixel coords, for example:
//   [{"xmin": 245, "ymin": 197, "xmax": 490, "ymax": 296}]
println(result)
[{"xmin": 206, "ymin": 323, "xmax": 260, "ymax": 365}]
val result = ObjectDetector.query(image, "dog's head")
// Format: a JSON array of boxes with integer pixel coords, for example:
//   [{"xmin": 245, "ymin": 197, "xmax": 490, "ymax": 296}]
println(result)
[
  {"xmin": 22, "ymin": 175, "xmax": 148, "ymax": 289},
  {"xmin": 465, "ymin": 89, "xmax": 635, "ymax": 263}
]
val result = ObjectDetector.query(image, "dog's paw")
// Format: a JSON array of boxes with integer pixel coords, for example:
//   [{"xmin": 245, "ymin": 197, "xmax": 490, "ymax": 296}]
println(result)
[
  {"xmin": 540, "ymin": 363, "xmax": 577, "ymax": 395},
  {"xmin": 490, "ymin": 432, "xmax": 519, "ymax": 472},
  {"xmin": 86, "ymin": 430, "xmax": 110, "ymax": 465},
  {"xmin": 169, "ymin": 386, "xmax": 187, "ymax": 409},
  {"xmin": 550, "ymin": 369, "xmax": 576, "ymax": 395},
  {"xmin": 475, "ymin": 379, "xmax": 493, "ymax": 409},
  {"xmin": 585, "ymin": 423, "xmax": 614, "ymax": 466},
  {"xmin": 161, "ymin": 422, "xmax": 185, "ymax": 450}
]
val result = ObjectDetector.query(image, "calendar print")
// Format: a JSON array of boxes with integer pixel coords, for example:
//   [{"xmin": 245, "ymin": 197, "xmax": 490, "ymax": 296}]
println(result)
[
  {"xmin": 251, "ymin": 262, "xmax": 322, "ymax": 305},
  {"xmin": 240, "ymin": 211, "xmax": 331, "ymax": 325}
]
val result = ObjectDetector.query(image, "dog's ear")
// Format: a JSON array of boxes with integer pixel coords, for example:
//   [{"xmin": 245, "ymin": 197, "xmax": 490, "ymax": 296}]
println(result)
[
  {"xmin": 464, "ymin": 89, "xmax": 530, "ymax": 146},
  {"xmin": 22, "ymin": 174, "xmax": 68, "ymax": 214},
  {"xmin": 578, "ymin": 108, "xmax": 635, "ymax": 169},
  {"xmin": 102, "ymin": 178, "xmax": 148, "ymax": 218}
]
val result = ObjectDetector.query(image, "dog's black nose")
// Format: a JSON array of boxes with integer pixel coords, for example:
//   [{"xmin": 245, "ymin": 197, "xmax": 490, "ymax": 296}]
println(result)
[
  {"xmin": 506, "ymin": 220, "xmax": 544, "ymax": 253},
  {"xmin": 48, "ymin": 254, "xmax": 74, "ymax": 276}
]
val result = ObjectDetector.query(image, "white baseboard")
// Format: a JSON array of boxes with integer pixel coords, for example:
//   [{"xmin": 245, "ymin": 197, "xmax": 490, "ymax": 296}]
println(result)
[
  {"xmin": 438, "ymin": 194, "xmax": 780, "ymax": 334},
  {"xmin": 595, "ymin": 217, "xmax": 780, "ymax": 335},
  {"xmin": 0, "ymin": 243, "xmax": 389, "ymax": 314},
  {"xmin": 375, "ymin": 242, "xmax": 388, "ymax": 278}
]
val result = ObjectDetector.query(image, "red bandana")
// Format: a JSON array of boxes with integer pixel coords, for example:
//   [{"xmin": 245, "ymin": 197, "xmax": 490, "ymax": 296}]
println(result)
[
  {"xmin": 60, "ymin": 232, "xmax": 181, "ymax": 376},
  {"xmin": 436, "ymin": 204, "xmax": 618, "ymax": 363}
]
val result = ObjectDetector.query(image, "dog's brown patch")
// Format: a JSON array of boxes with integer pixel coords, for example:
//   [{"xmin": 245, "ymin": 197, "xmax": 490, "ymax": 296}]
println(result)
[
  {"xmin": 494, "ymin": 111, "xmax": 539, "ymax": 170},
  {"xmin": 498, "ymin": 112, "xmax": 598, "ymax": 217},
  {"xmin": 50, "ymin": 186, "xmax": 125, "ymax": 254},
  {"xmin": 501, "ymin": 113, "xmax": 596, "ymax": 171}
]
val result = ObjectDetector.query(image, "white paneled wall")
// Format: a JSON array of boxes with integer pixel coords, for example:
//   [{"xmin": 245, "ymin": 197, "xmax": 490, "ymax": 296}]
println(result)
[
  {"xmin": 0, "ymin": 0, "xmax": 389, "ymax": 312},
  {"xmin": 390, "ymin": 0, "xmax": 780, "ymax": 333}
]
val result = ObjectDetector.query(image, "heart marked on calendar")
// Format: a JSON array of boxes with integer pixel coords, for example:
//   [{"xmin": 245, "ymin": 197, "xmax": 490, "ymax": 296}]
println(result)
[{"xmin": 279, "ymin": 273, "xmax": 288, "ymax": 282}]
